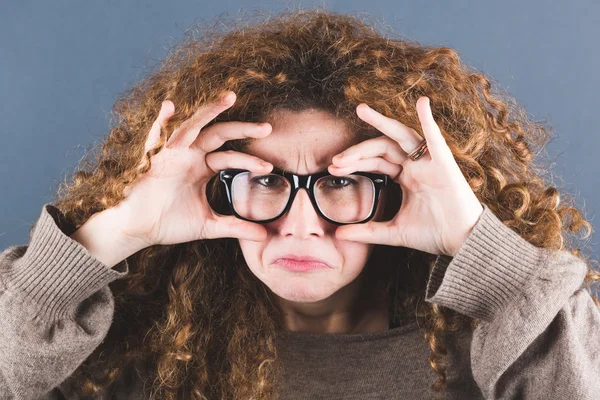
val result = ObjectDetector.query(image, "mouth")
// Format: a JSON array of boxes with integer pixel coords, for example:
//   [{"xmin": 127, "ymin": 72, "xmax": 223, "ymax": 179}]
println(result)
[{"xmin": 272, "ymin": 254, "xmax": 331, "ymax": 272}]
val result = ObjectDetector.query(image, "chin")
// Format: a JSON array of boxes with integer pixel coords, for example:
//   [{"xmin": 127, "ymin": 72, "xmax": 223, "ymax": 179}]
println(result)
[{"xmin": 264, "ymin": 275, "xmax": 340, "ymax": 303}]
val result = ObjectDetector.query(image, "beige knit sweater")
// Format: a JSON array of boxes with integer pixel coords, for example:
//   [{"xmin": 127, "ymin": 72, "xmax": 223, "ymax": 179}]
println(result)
[{"xmin": 0, "ymin": 203, "xmax": 598, "ymax": 399}]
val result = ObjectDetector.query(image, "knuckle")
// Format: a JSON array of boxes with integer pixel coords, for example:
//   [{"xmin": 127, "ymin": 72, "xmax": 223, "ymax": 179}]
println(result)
[
  {"xmin": 197, "ymin": 134, "xmax": 208, "ymax": 151},
  {"xmin": 381, "ymin": 137, "xmax": 394, "ymax": 150},
  {"xmin": 200, "ymin": 219, "xmax": 210, "ymax": 239},
  {"xmin": 215, "ymin": 127, "xmax": 231, "ymax": 140},
  {"xmin": 204, "ymin": 151, "xmax": 214, "ymax": 161}
]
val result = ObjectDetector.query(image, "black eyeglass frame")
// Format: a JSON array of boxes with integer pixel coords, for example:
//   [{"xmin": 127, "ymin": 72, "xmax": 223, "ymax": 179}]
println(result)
[{"xmin": 219, "ymin": 167, "xmax": 389, "ymax": 225}]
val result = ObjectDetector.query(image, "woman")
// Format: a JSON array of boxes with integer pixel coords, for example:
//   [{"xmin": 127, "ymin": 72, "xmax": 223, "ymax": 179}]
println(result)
[{"xmin": 1, "ymin": 7, "xmax": 599, "ymax": 400}]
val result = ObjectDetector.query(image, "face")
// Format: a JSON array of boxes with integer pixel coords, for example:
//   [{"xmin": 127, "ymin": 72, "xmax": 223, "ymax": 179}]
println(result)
[{"xmin": 237, "ymin": 109, "xmax": 386, "ymax": 304}]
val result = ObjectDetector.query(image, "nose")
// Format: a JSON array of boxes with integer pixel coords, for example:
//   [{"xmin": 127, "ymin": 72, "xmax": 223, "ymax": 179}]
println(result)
[{"xmin": 276, "ymin": 188, "xmax": 326, "ymax": 239}]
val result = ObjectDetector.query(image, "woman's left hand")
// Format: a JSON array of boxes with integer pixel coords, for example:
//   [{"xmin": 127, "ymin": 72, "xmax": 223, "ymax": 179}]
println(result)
[{"xmin": 329, "ymin": 96, "xmax": 484, "ymax": 257}]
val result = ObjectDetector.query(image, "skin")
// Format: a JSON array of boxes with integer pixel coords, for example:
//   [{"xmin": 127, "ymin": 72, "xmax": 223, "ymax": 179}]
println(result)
[
  {"xmin": 102, "ymin": 90, "xmax": 481, "ymax": 332},
  {"xmin": 238, "ymin": 108, "xmax": 390, "ymax": 334}
]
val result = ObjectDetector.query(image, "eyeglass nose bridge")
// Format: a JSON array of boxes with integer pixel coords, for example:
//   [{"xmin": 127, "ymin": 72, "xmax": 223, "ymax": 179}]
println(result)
[
  {"xmin": 285, "ymin": 174, "xmax": 320, "ymax": 216},
  {"xmin": 291, "ymin": 174, "xmax": 313, "ymax": 190}
]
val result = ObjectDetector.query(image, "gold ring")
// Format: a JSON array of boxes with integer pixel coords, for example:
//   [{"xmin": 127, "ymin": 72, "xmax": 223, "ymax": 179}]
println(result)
[{"xmin": 408, "ymin": 139, "xmax": 428, "ymax": 161}]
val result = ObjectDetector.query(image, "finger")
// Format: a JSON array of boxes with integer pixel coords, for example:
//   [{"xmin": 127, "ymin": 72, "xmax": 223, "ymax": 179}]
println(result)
[
  {"xmin": 145, "ymin": 100, "xmax": 175, "ymax": 153},
  {"xmin": 202, "ymin": 214, "xmax": 268, "ymax": 242},
  {"xmin": 331, "ymin": 136, "xmax": 406, "ymax": 167},
  {"xmin": 191, "ymin": 121, "xmax": 272, "ymax": 153},
  {"xmin": 165, "ymin": 91, "xmax": 237, "ymax": 149},
  {"xmin": 415, "ymin": 97, "xmax": 453, "ymax": 162},
  {"xmin": 328, "ymin": 156, "xmax": 402, "ymax": 181},
  {"xmin": 335, "ymin": 220, "xmax": 397, "ymax": 246},
  {"xmin": 204, "ymin": 150, "xmax": 274, "ymax": 175},
  {"xmin": 355, "ymin": 103, "xmax": 424, "ymax": 156}
]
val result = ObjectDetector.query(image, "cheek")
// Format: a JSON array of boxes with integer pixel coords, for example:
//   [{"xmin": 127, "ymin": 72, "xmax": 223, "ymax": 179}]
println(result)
[
  {"xmin": 237, "ymin": 239, "xmax": 264, "ymax": 276},
  {"xmin": 238, "ymin": 238, "xmax": 278, "ymax": 290},
  {"xmin": 336, "ymin": 241, "xmax": 373, "ymax": 275}
]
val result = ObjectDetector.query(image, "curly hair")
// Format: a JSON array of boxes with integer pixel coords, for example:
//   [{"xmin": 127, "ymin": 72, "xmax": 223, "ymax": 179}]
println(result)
[{"xmin": 51, "ymin": 6, "xmax": 600, "ymax": 399}]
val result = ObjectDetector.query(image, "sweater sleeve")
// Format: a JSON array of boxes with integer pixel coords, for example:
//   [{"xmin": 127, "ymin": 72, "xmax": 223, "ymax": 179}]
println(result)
[
  {"xmin": 0, "ymin": 204, "xmax": 130, "ymax": 400},
  {"xmin": 424, "ymin": 203, "xmax": 600, "ymax": 399}
]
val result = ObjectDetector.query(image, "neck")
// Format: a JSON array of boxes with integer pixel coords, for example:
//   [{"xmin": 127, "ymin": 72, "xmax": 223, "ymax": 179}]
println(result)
[{"xmin": 276, "ymin": 272, "xmax": 389, "ymax": 334}]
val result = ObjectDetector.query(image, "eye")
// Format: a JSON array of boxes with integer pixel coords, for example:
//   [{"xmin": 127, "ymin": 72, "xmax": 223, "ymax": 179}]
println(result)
[
  {"xmin": 251, "ymin": 174, "xmax": 286, "ymax": 188},
  {"xmin": 319, "ymin": 176, "xmax": 357, "ymax": 190}
]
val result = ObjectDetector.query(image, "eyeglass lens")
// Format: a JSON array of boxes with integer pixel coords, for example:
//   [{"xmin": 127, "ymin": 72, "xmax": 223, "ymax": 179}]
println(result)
[{"xmin": 230, "ymin": 171, "xmax": 375, "ymax": 223}]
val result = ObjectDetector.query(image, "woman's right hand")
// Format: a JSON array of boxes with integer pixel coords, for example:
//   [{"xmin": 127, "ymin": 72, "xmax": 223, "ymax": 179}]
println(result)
[{"xmin": 111, "ymin": 91, "xmax": 274, "ymax": 248}]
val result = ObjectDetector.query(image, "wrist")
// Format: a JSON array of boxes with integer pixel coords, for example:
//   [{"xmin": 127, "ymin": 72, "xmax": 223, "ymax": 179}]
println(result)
[
  {"xmin": 70, "ymin": 206, "xmax": 147, "ymax": 268},
  {"xmin": 448, "ymin": 202, "xmax": 485, "ymax": 257}
]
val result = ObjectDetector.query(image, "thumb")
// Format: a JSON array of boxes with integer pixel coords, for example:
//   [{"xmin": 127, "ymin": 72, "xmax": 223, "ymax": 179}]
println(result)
[
  {"xmin": 202, "ymin": 215, "xmax": 268, "ymax": 242},
  {"xmin": 335, "ymin": 220, "xmax": 397, "ymax": 246}
]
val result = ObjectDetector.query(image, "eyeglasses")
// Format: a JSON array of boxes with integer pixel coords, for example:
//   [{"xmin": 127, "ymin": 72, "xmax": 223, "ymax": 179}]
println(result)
[{"xmin": 219, "ymin": 167, "xmax": 388, "ymax": 225}]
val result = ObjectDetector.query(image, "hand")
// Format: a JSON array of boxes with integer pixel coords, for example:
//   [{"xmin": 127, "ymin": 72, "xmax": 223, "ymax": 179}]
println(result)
[
  {"xmin": 110, "ymin": 91, "xmax": 274, "ymax": 248},
  {"xmin": 329, "ymin": 97, "xmax": 484, "ymax": 257}
]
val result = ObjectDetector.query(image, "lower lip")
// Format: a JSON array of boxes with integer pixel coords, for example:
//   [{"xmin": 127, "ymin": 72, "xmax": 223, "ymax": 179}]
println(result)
[{"xmin": 274, "ymin": 259, "xmax": 330, "ymax": 272}]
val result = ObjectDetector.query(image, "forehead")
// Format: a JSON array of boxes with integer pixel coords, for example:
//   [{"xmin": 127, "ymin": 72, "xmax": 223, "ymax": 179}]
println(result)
[{"xmin": 244, "ymin": 109, "xmax": 358, "ymax": 173}]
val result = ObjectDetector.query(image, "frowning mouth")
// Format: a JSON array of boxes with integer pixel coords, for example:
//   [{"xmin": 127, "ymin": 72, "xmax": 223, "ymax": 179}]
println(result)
[{"xmin": 272, "ymin": 254, "xmax": 331, "ymax": 272}]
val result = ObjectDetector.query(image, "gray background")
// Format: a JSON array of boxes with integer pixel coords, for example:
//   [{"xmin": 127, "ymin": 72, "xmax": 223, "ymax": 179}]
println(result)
[{"xmin": 1, "ymin": 0, "xmax": 599, "ymax": 268}]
